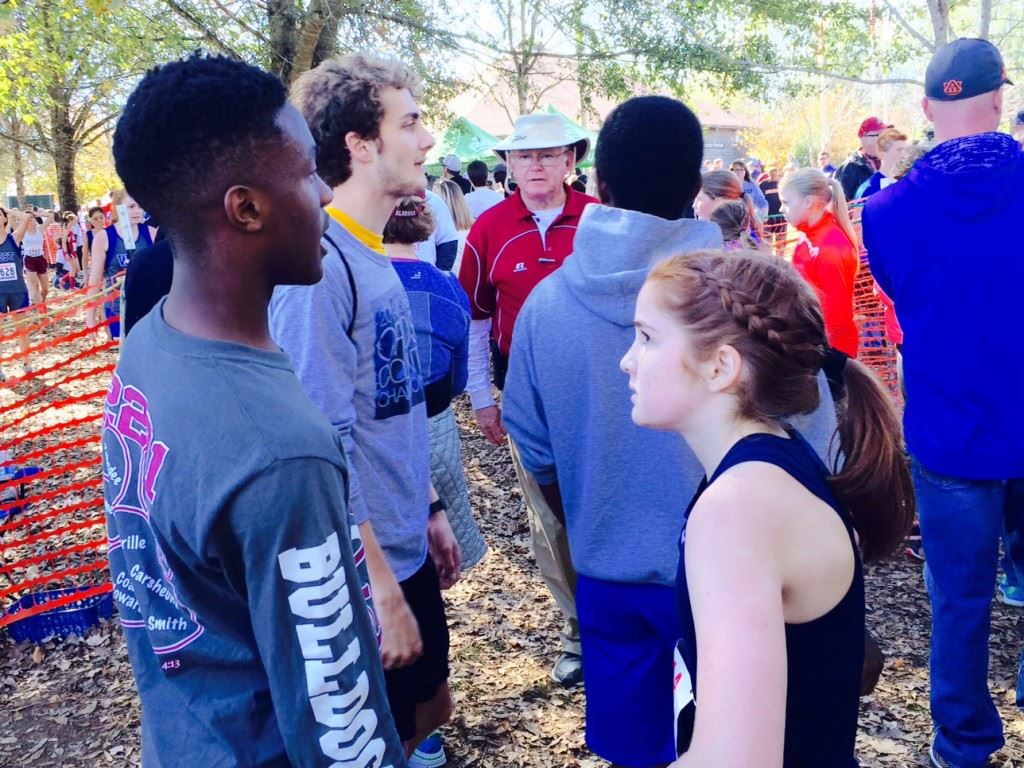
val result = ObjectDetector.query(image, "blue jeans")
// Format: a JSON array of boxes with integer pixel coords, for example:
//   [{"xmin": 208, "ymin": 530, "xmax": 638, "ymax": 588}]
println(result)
[{"xmin": 913, "ymin": 460, "xmax": 1024, "ymax": 766}]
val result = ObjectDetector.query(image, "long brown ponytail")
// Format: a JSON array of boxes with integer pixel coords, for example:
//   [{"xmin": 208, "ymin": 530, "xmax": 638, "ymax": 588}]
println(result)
[
  {"xmin": 647, "ymin": 250, "xmax": 913, "ymax": 561},
  {"xmin": 831, "ymin": 358, "xmax": 915, "ymax": 561}
]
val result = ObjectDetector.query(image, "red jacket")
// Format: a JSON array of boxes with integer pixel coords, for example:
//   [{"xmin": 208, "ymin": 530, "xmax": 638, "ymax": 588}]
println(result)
[
  {"xmin": 792, "ymin": 211, "xmax": 860, "ymax": 357},
  {"xmin": 459, "ymin": 186, "xmax": 597, "ymax": 357}
]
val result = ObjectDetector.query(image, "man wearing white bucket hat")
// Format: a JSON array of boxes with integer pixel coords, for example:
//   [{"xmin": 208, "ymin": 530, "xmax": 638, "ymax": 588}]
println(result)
[{"xmin": 458, "ymin": 112, "xmax": 598, "ymax": 686}]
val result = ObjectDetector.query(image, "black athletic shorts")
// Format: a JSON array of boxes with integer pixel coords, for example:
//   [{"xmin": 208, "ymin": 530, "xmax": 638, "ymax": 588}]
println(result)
[{"xmin": 384, "ymin": 556, "xmax": 450, "ymax": 740}]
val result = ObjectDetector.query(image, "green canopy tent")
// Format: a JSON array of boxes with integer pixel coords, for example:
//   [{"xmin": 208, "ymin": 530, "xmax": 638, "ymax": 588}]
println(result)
[
  {"xmin": 425, "ymin": 117, "xmax": 501, "ymax": 175},
  {"xmin": 542, "ymin": 105, "xmax": 599, "ymax": 169}
]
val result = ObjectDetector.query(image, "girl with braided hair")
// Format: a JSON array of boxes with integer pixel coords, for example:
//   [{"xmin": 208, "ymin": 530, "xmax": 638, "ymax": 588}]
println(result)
[
  {"xmin": 620, "ymin": 250, "xmax": 913, "ymax": 768},
  {"xmin": 780, "ymin": 168, "xmax": 860, "ymax": 358}
]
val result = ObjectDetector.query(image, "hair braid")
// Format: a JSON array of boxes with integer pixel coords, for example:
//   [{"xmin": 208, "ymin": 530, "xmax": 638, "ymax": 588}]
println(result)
[
  {"xmin": 687, "ymin": 260, "xmax": 826, "ymax": 369},
  {"xmin": 646, "ymin": 248, "xmax": 914, "ymax": 561}
]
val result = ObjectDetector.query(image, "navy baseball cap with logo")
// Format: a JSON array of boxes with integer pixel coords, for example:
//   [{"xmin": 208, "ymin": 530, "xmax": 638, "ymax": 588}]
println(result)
[{"xmin": 925, "ymin": 38, "xmax": 1013, "ymax": 101}]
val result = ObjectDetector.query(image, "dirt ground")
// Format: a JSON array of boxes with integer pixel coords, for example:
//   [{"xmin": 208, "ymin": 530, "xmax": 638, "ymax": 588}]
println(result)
[{"xmin": 1, "ymin": 323, "xmax": 1023, "ymax": 766}]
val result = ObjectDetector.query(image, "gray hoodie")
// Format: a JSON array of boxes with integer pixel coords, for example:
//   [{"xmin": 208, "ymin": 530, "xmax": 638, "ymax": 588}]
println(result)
[{"xmin": 504, "ymin": 204, "xmax": 838, "ymax": 585}]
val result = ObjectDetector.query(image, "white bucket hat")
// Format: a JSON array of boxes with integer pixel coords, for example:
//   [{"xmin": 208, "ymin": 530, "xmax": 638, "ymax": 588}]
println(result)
[{"xmin": 492, "ymin": 113, "xmax": 590, "ymax": 163}]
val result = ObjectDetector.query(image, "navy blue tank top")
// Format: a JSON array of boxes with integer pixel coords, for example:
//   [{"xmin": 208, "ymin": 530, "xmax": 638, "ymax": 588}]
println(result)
[
  {"xmin": 0, "ymin": 234, "xmax": 27, "ymax": 296},
  {"xmin": 674, "ymin": 430, "xmax": 863, "ymax": 767},
  {"xmin": 103, "ymin": 224, "xmax": 153, "ymax": 281}
]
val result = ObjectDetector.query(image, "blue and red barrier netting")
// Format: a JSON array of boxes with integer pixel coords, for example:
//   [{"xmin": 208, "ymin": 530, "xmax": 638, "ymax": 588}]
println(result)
[{"xmin": 0, "ymin": 279, "xmax": 120, "ymax": 630}]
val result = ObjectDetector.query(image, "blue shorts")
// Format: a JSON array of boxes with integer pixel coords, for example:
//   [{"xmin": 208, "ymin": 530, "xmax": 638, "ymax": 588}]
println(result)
[{"xmin": 577, "ymin": 574, "xmax": 680, "ymax": 766}]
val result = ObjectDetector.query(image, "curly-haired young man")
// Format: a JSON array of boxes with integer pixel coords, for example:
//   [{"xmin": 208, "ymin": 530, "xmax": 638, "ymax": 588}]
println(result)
[
  {"xmin": 269, "ymin": 53, "xmax": 460, "ymax": 765},
  {"xmin": 105, "ymin": 53, "xmax": 405, "ymax": 767}
]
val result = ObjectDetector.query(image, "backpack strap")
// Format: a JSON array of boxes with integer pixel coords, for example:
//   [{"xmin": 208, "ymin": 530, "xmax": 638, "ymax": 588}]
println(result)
[{"xmin": 323, "ymin": 231, "xmax": 358, "ymax": 340}]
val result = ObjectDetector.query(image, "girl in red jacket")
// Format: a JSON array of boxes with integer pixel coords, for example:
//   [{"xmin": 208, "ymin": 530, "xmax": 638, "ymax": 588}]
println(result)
[{"xmin": 780, "ymin": 169, "xmax": 860, "ymax": 357}]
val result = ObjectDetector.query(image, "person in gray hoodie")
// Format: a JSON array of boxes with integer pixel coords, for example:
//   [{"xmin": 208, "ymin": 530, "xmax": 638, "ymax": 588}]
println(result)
[{"xmin": 503, "ymin": 96, "xmax": 839, "ymax": 768}]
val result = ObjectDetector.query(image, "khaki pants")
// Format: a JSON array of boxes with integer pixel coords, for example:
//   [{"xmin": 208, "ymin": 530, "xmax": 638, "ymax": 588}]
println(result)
[{"xmin": 508, "ymin": 438, "xmax": 580, "ymax": 655}]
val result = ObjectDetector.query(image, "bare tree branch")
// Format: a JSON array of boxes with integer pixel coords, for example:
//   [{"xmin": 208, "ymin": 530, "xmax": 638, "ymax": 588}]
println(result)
[
  {"xmin": 77, "ymin": 113, "xmax": 119, "ymax": 147},
  {"xmin": 163, "ymin": 0, "xmax": 244, "ymax": 58},
  {"xmin": 738, "ymin": 61, "xmax": 923, "ymax": 86},
  {"xmin": 0, "ymin": 129, "xmax": 47, "ymax": 155},
  {"xmin": 879, "ymin": 0, "xmax": 935, "ymax": 50}
]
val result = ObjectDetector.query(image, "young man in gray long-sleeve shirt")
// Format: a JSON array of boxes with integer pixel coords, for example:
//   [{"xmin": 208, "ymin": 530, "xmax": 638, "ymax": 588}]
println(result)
[{"xmin": 269, "ymin": 53, "xmax": 460, "ymax": 764}]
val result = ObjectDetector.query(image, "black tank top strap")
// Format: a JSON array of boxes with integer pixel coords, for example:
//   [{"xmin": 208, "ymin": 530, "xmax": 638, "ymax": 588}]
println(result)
[{"xmin": 708, "ymin": 430, "xmax": 852, "ymax": 532}]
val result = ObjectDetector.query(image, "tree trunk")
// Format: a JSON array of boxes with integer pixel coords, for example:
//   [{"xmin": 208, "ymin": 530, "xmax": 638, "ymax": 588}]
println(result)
[
  {"xmin": 310, "ymin": 2, "xmax": 345, "ymax": 70},
  {"xmin": 50, "ymin": 92, "xmax": 78, "ymax": 212},
  {"xmin": 293, "ymin": 0, "xmax": 330, "ymax": 77},
  {"xmin": 13, "ymin": 140, "xmax": 26, "ymax": 209},
  {"xmin": 978, "ymin": 0, "xmax": 991, "ymax": 39},
  {"xmin": 8, "ymin": 117, "xmax": 28, "ymax": 208},
  {"xmin": 927, "ymin": 0, "xmax": 949, "ymax": 47},
  {"xmin": 267, "ymin": 0, "xmax": 299, "ymax": 84}
]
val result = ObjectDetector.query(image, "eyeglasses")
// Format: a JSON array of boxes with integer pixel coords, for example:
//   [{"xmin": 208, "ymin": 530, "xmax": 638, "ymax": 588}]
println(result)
[
  {"xmin": 863, "ymin": 132, "xmax": 881, "ymax": 138},
  {"xmin": 509, "ymin": 149, "xmax": 570, "ymax": 167}
]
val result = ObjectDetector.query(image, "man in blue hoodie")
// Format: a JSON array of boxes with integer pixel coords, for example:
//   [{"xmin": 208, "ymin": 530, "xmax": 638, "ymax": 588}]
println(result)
[
  {"xmin": 863, "ymin": 38, "xmax": 1021, "ymax": 768},
  {"xmin": 503, "ymin": 96, "xmax": 839, "ymax": 768}
]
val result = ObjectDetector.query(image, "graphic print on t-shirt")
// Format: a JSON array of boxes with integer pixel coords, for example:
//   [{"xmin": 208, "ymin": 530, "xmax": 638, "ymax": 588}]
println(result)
[
  {"xmin": 373, "ymin": 293, "xmax": 425, "ymax": 419},
  {"xmin": 103, "ymin": 372, "xmax": 205, "ymax": 657}
]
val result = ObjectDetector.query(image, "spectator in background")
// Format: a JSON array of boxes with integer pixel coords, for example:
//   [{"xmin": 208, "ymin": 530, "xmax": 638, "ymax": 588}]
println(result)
[
  {"xmin": 835, "ymin": 116, "xmax": 888, "ymax": 201},
  {"xmin": 780, "ymin": 168, "xmax": 859, "ymax": 358},
  {"xmin": 459, "ymin": 112, "xmax": 598, "ymax": 687},
  {"xmin": 493, "ymin": 162, "xmax": 509, "ymax": 196},
  {"xmin": 759, "ymin": 166, "xmax": 787, "ymax": 253},
  {"xmin": 819, "ymin": 150, "xmax": 836, "ymax": 174},
  {"xmin": 416, "ymin": 187, "xmax": 460, "ymax": 270},
  {"xmin": 694, "ymin": 169, "xmax": 764, "ymax": 242},
  {"xmin": 730, "ymin": 159, "xmax": 769, "ymax": 219},
  {"xmin": 436, "ymin": 179, "xmax": 474, "ymax": 274},
  {"xmin": 863, "ymin": 37, "xmax": 1021, "ymax": 768},
  {"xmin": 384, "ymin": 196, "xmax": 486, "ymax": 573},
  {"xmin": 464, "ymin": 159, "xmax": 502, "ymax": 219},
  {"xmin": 87, "ymin": 193, "xmax": 155, "ymax": 339},
  {"xmin": 855, "ymin": 127, "xmax": 909, "ymax": 200},
  {"xmin": 0, "ymin": 207, "xmax": 33, "ymax": 381},
  {"xmin": 441, "ymin": 154, "xmax": 472, "ymax": 195},
  {"xmin": 709, "ymin": 199, "xmax": 761, "ymax": 250},
  {"xmin": 1014, "ymin": 109, "xmax": 1024, "ymax": 145},
  {"xmin": 20, "ymin": 212, "xmax": 48, "ymax": 306},
  {"xmin": 61, "ymin": 211, "xmax": 82, "ymax": 282}
]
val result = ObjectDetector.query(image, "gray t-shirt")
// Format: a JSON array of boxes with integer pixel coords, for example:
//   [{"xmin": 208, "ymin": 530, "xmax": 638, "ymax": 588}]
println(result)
[
  {"xmin": 270, "ymin": 218, "xmax": 431, "ymax": 582},
  {"xmin": 103, "ymin": 302, "xmax": 405, "ymax": 768},
  {"xmin": 0, "ymin": 234, "xmax": 27, "ymax": 296}
]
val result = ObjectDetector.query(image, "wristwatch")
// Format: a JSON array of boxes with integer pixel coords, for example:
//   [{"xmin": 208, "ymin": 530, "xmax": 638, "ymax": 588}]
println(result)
[{"xmin": 429, "ymin": 499, "xmax": 446, "ymax": 517}]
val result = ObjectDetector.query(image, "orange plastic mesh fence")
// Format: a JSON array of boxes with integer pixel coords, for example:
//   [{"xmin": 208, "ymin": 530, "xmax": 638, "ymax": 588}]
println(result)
[
  {"xmin": 0, "ymin": 279, "xmax": 119, "ymax": 629},
  {"xmin": 764, "ymin": 210, "xmax": 900, "ymax": 400}
]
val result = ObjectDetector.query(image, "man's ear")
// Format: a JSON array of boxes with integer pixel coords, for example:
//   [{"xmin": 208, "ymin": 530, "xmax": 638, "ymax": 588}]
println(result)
[
  {"xmin": 921, "ymin": 96, "xmax": 934, "ymax": 123},
  {"xmin": 223, "ymin": 185, "xmax": 264, "ymax": 234},
  {"xmin": 345, "ymin": 130, "xmax": 376, "ymax": 167}
]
